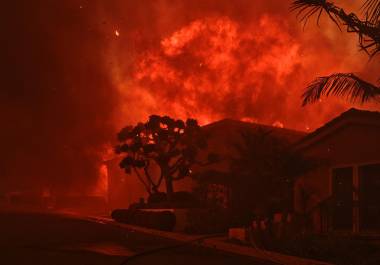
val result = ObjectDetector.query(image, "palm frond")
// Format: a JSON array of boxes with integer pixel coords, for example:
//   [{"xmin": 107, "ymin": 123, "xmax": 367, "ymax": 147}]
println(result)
[
  {"xmin": 302, "ymin": 73, "xmax": 380, "ymax": 106},
  {"xmin": 292, "ymin": 0, "xmax": 380, "ymax": 56},
  {"xmin": 362, "ymin": 0, "xmax": 380, "ymax": 25},
  {"xmin": 291, "ymin": 0, "xmax": 342, "ymax": 29}
]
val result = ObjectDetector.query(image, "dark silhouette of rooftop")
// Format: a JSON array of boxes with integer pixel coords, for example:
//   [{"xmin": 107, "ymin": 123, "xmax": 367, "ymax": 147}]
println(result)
[
  {"xmin": 294, "ymin": 108, "xmax": 380, "ymax": 149},
  {"xmin": 203, "ymin": 118, "xmax": 307, "ymax": 145}
]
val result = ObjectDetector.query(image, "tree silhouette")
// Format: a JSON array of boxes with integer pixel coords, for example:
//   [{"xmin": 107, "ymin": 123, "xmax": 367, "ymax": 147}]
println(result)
[
  {"xmin": 193, "ymin": 128, "xmax": 315, "ymax": 225},
  {"xmin": 229, "ymin": 128, "xmax": 313, "ymax": 222},
  {"xmin": 291, "ymin": 0, "xmax": 380, "ymax": 105},
  {"xmin": 115, "ymin": 115, "xmax": 214, "ymax": 200}
]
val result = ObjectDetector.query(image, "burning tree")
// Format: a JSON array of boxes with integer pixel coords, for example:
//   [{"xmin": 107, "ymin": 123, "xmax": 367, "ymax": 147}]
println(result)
[
  {"xmin": 116, "ymin": 115, "xmax": 214, "ymax": 200},
  {"xmin": 291, "ymin": 0, "xmax": 380, "ymax": 105}
]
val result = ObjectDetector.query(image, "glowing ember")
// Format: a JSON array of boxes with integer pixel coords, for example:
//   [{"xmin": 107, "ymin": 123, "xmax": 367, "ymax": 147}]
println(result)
[
  {"xmin": 272, "ymin": 121, "xmax": 284, "ymax": 128},
  {"xmin": 115, "ymin": 30, "xmax": 120, "ymax": 37}
]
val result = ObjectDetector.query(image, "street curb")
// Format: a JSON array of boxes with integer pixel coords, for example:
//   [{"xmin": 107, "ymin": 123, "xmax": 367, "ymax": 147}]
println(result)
[{"xmin": 84, "ymin": 215, "xmax": 333, "ymax": 265}]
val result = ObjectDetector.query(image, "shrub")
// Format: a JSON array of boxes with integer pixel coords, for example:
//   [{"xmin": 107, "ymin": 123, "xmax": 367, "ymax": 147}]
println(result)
[
  {"xmin": 171, "ymin": 191, "xmax": 198, "ymax": 203},
  {"xmin": 111, "ymin": 208, "xmax": 176, "ymax": 231},
  {"xmin": 111, "ymin": 209, "xmax": 131, "ymax": 223},
  {"xmin": 184, "ymin": 208, "xmax": 231, "ymax": 234},
  {"xmin": 146, "ymin": 191, "xmax": 200, "ymax": 209},
  {"xmin": 147, "ymin": 192, "xmax": 167, "ymax": 204},
  {"xmin": 152, "ymin": 211, "xmax": 176, "ymax": 231}
]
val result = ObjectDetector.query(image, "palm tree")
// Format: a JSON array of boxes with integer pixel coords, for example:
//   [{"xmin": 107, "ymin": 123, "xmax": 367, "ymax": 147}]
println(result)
[{"xmin": 291, "ymin": 0, "xmax": 380, "ymax": 105}]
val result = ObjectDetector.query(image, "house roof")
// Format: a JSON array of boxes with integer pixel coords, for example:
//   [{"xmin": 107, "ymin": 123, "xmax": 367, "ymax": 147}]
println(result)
[
  {"xmin": 294, "ymin": 108, "xmax": 380, "ymax": 150},
  {"xmin": 196, "ymin": 119, "xmax": 308, "ymax": 182},
  {"xmin": 203, "ymin": 118, "xmax": 307, "ymax": 144}
]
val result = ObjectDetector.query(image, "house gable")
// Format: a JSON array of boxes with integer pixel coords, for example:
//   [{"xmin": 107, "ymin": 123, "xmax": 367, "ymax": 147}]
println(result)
[
  {"xmin": 299, "ymin": 122, "xmax": 380, "ymax": 166},
  {"xmin": 293, "ymin": 108, "xmax": 380, "ymax": 234},
  {"xmin": 295, "ymin": 108, "xmax": 380, "ymax": 160}
]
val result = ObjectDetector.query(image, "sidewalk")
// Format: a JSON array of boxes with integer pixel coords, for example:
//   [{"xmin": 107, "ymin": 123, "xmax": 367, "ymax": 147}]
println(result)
[{"xmin": 81, "ymin": 214, "xmax": 333, "ymax": 265}]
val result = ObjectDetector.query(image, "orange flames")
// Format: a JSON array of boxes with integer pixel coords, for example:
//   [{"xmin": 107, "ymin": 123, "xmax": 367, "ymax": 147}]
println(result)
[
  {"xmin": 90, "ymin": 0, "xmax": 379, "ymax": 201},
  {"xmin": 109, "ymin": 7, "xmax": 376, "ymax": 132},
  {"xmin": 114, "ymin": 16, "xmax": 300, "ymax": 126}
]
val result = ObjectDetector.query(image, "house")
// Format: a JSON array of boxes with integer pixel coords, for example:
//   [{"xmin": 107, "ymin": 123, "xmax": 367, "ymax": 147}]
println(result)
[
  {"xmin": 192, "ymin": 119, "xmax": 307, "ymax": 211},
  {"xmin": 199, "ymin": 119, "xmax": 306, "ymax": 172},
  {"xmin": 105, "ymin": 118, "xmax": 306, "ymax": 211},
  {"xmin": 293, "ymin": 108, "xmax": 380, "ymax": 235}
]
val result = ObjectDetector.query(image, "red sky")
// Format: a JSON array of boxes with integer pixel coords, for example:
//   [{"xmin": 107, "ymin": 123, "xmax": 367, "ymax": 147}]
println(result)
[
  {"xmin": 104, "ymin": 0, "xmax": 379, "ymax": 132},
  {"xmin": 1, "ymin": 0, "xmax": 379, "ymax": 194}
]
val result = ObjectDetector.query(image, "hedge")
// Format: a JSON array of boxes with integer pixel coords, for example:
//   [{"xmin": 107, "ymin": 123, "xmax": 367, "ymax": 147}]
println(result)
[{"xmin": 111, "ymin": 209, "xmax": 176, "ymax": 231}]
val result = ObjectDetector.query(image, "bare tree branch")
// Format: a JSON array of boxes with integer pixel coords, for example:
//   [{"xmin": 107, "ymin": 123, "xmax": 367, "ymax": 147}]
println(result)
[
  {"xmin": 142, "ymin": 161, "xmax": 161, "ymax": 192},
  {"xmin": 169, "ymin": 157, "xmax": 184, "ymax": 175},
  {"xmin": 132, "ymin": 167, "xmax": 151, "ymax": 195}
]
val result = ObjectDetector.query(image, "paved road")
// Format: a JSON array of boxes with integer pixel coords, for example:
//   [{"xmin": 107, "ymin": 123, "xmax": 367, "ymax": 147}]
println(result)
[{"xmin": 0, "ymin": 211, "xmax": 277, "ymax": 265}]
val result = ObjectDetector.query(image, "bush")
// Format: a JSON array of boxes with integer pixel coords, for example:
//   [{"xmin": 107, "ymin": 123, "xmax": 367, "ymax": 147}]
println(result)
[
  {"xmin": 111, "ymin": 208, "xmax": 176, "ymax": 231},
  {"xmin": 148, "ymin": 192, "xmax": 167, "ymax": 204},
  {"xmin": 171, "ymin": 191, "xmax": 198, "ymax": 203},
  {"xmin": 111, "ymin": 209, "xmax": 132, "ymax": 223},
  {"xmin": 184, "ymin": 208, "xmax": 231, "ymax": 234},
  {"xmin": 146, "ymin": 191, "xmax": 200, "ymax": 209}
]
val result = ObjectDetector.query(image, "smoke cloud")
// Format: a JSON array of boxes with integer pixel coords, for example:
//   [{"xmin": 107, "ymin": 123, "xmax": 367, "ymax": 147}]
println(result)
[{"xmin": 1, "ymin": 0, "xmax": 378, "ymax": 194}]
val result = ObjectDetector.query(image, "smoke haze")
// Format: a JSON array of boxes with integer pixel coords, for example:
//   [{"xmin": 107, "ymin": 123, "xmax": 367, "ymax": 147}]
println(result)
[{"xmin": 1, "ymin": 0, "xmax": 379, "ymax": 193}]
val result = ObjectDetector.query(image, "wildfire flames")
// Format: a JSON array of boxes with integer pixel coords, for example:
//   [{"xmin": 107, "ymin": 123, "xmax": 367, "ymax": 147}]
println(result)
[
  {"xmin": 110, "ymin": 1, "xmax": 379, "ymax": 132},
  {"xmin": 3, "ymin": 0, "xmax": 379, "ymax": 196},
  {"xmin": 132, "ymin": 16, "xmax": 301, "ymax": 125},
  {"xmin": 97, "ymin": 0, "xmax": 379, "ymax": 197}
]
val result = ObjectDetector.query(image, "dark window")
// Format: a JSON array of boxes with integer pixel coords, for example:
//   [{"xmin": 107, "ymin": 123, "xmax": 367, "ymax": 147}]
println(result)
[
  {"xmin": 359, "ymin": 163, "xmax": 380, "ymax": 231},
  {"xmin": 332, "ymin": 167, "xmax": 353, "ymax": 230}
]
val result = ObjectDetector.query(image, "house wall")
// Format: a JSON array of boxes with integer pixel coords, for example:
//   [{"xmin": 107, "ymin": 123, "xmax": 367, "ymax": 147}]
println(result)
[
  {"xmin": 294, "ymin": 123, "xmax": 380, "ymax": 233},
  {"xmin": 301, "ymin": 123, "xmax": 380, "ymax": 165}
]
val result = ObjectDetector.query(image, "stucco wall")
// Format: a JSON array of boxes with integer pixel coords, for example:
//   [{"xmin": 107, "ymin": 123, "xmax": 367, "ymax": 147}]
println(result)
[
  {"xmin": 294, "ymin": 123, "xmax": 380, "ymax": 232},
  {"xmin": 300, "ymin": 123, "xmax": 380, "ymax": 165}
]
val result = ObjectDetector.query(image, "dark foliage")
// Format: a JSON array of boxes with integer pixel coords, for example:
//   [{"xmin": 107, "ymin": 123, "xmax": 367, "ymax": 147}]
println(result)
[
  {"xmin": 146, "ymin": 191, "xmax": 200, "ymax": 208},
  {"xmin": 184, "ymin": 208, "xmax": 231, "ymax": 234},
  {"xmin": 291, "ymin": 0, "xmax": 380, "ymax": 56},
  {"xmin": 302, "ymin": 73, "xmax": 380, "ymax": 105},
  {"xmin": 116, "ymin": 115, "xmax": 215, "ymax": 198},
  {"xmin": 147, "ymin": 192, "xmax": 168, "ymax": 204},
  {"xmin": 363, "ymin": 0, "xmax": 380, "ymax": 25},
  {"xmin": 171, "ymin": 191, "xmax": 198, "ymax": 203},
  {"xmin": 291, "ymin": 0, "xmax": 380, "ymax": 105},
  {"xmin": 229, "ymin": 128, "xmax": 314, "ymax": 225},
  {"xmin": 111, "ymin": 208, "xmax": 133, "ymax": 222},
  {"xmin": 111, "ymin": 209, "xmax": 176, "ymax": 231},
  {"xmin": 191, "ymin": 128, "xmax": 314, "ymax": 227}
]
